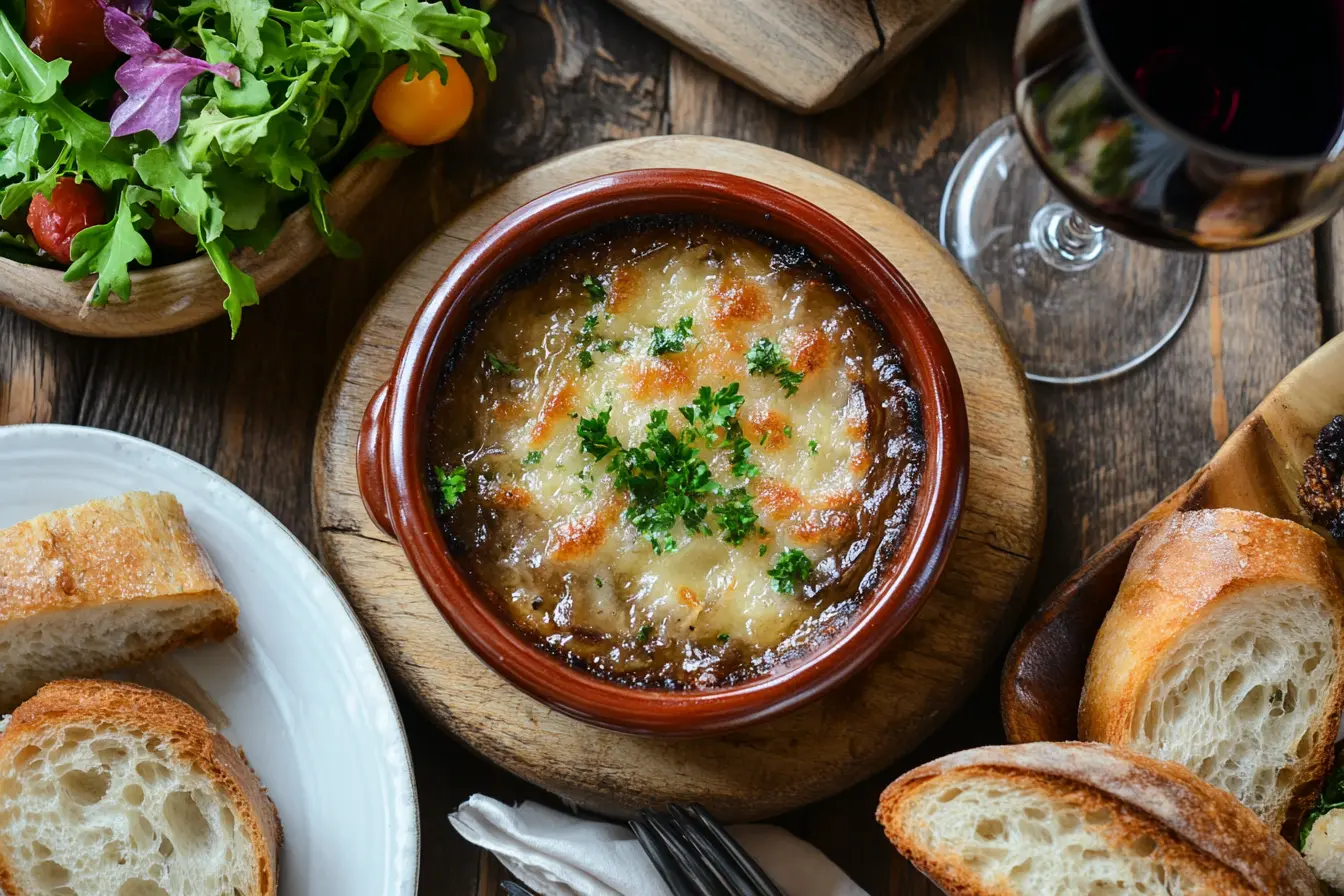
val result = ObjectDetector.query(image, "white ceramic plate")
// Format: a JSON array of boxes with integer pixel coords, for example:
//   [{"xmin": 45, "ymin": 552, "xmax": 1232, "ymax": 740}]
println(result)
[{"xmin": 0, "ymin": 424, "xmax": 418, "ymax": 895}]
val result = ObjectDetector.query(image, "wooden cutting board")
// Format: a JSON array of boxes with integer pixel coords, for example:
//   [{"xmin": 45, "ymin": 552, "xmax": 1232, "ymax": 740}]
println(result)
[
  {"xmin": 608, "ymin": 0, "xmax": 966, "ymax": 113},
  {"xmin": 312, "ymin": 135, "xmax": 1045, "ymax": 821}
]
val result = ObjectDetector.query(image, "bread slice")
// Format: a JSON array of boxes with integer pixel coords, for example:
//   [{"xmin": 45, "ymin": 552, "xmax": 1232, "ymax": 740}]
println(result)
[
  {"xmin": 0, "ymin": 680, "xmax": 280, "ymax": 896},
  {"xmin": 1078, "ymin": 508, "xmax": 1344, "ymax": 834},
  {"xmin": 1306, "ymin": 807, "xmax": 1344, "ymax": 893},
  {"xmin": 877, "ymin": 741, "xmax": 1324, "ymax": 895},
  {"xmin": 0, "ymin": 492, "xmax": 239, "ymax": 712}
]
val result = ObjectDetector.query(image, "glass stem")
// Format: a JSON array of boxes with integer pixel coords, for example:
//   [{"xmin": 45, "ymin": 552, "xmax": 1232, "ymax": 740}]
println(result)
[{"xmin": 1030, "ymin": 202, "xmax": 1109, "ymax": 272}]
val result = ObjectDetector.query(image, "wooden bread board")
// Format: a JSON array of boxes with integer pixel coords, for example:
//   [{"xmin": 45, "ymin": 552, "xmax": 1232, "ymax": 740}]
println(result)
[
  {"xmin": 1002, "ymin": 333, "xmax": 1344, "ymax": 744},
  {"xmin": 607, "ymin": 0, "xmax": 966, "ymax": 113},
  {"xmin": 312, "ymin": 135, "xmax": 1045, "ymax": 821}
]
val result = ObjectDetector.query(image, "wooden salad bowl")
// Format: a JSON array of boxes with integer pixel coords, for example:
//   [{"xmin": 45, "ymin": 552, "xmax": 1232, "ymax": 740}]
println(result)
[
  {"xmin": 1002, "ymin": 332, "xmax": 1344, "ymax": 744},
  {"xmin": 0, "ymin": 137, "xmax": 404, "ymax": 339}
]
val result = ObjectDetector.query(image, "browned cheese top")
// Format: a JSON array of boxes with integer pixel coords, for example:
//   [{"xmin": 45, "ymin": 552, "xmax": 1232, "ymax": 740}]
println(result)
[{"xmin": 429, "ymin": 216, "xmax": 924, "ymax": 688}]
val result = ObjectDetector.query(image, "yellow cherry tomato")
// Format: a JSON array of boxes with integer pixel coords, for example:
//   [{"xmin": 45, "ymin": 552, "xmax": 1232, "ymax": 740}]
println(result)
[{"xmin": 373, "ymin": 56, "xmax": 474, "ymax": 146}]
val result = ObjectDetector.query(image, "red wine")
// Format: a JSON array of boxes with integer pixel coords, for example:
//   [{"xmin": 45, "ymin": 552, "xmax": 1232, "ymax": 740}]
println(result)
[{"xmin": 1086, "ymin": 0, "xmax": 1344, "ymax": 157}]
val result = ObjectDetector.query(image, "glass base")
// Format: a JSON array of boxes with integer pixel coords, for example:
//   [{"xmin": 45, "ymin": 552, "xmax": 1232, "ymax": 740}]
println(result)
[{"xmin": 939, "ymin": 116, "xmax": 1204, "ymax": 384}]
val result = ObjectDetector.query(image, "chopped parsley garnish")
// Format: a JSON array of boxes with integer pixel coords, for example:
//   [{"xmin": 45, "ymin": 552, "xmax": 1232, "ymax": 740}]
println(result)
[
  {"xmin": 758, "ymin": 544, "xmax": 768, "ymax": 557},
  {"xmin": 745, "ymin": 338, "xmax": 804, "ymax": 396},
  {"xmin": 578, "ymin": 350, "xmax": 594, "ymax": 370},
  {"xmin": 808, "ymin": 439, "xmax": 818, "ymax": 456},
  {"xmin": 729, "ymin": 435, "xmax": 758, "ymax": 479},
  {"xmin": 581, "ymin": 313, "xmax": 599, "ymax": 336},
  {"xmin": 609, "ymin": 409, "xmax": 717, "ymax": 554},
  {"xmin": 713, "ymin": 487, "xmax": 759, "ymax": 546},
  {"xmin": 636, "ymin": 623, "xmax": 652, "ymax": 643},
  {"xmin": 649, "ymin": 316, "xmax": 694, "ymax": 356},
  {"xmin": 583, "ymin": 275, "xmax": 606, "ymax": 302},
  {"xmin": 580, "ymin": 485, "xmax": 593, "ymax": 497},
  {"xmin": 523, "ymin": 451, "xmax": 542, "ymax": 465},
  {"xmin": 783, "ymin": 425, "xmax": 792, "ymax": 439},
  {"xmin": 768, "ymin": 548, "xmax": 813, "ymax": 594},
  {"xmin": 433, "ymin": 465, "xmax": 468, "ymax": 509},
  {"xmin": 717, "ymin": 632, "xmax": 730, "ymax": 643},
  {"xmin": 485, "ymin": 353, "xmax": 521, "ymax": 375},
  {"xmin": 577, "ymin": 409, "xmax": 622, "ymax": 460},
  {"xmin": 595, "ymin": 576, "xmax": 604, "ymax": 587},
  {"xmin": 681, "ymin": 384, "xmax": 745, "ymax": 440}
]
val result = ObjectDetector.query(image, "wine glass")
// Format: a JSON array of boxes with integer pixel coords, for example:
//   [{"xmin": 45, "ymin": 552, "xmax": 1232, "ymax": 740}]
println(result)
[{"xmin": 941, "ymin": 0, "xmax": 1344, "ymax": 383}]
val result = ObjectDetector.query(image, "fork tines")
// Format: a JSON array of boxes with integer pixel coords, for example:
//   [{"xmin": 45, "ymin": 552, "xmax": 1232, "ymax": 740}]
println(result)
[{"xmin": 629, "ymin": 803, "xmax": 785, "ymax": 896}]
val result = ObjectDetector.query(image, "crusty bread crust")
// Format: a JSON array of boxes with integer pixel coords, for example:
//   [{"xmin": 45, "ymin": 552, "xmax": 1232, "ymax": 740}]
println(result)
[
  {"xmin": 0, "ymin": 680, "xmax": 281, "ymax": 896},
  {"xmin": 877, "ymin": 742, "xmax": 1324, "ymax": 896},
  {"xmin": 0, "ymin": 491, "xmax": 237, "ymax": 623},
  {"xmin": 1078, "ymin": 508, "xmax": 1344, "ymax": 832},
  {"xmin": 0, "ymin": 492, "xmax": 239, "ymax": 709}
]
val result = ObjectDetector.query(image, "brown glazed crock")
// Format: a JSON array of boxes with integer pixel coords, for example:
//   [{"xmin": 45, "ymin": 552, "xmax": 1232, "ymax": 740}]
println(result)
[{"xmin": 357, "ymin": 169, "xmax": 969, "ymax": 736}]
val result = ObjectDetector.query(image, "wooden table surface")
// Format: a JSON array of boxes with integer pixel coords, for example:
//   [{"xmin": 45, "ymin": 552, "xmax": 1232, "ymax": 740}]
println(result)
[{"xmin": 1, "ymin": 0, "xmax": 1340, "ymax": 892}]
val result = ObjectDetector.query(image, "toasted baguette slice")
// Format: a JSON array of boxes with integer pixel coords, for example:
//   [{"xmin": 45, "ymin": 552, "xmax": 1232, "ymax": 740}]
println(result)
[
  {"xmin": 0, "ymin": 680, "xmax": 279, "ymax": 896},
  {"xmin": 877, "ymin": 741, "xmax": 1324, "ymax": 896},
  {"xmin": 1306, "ymin": 807, "xmax": 1344, "ymax": 893},
  {"xmin": 1079, "ymin": 508, "xmax": 1344, "ymax": 833},
  {"xmin": 0, "ymin": 492, "xmax": 239, "ymax": 711}
]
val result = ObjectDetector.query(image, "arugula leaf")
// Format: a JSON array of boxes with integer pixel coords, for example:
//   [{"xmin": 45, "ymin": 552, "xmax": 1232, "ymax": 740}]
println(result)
[
  {"xmin": 0, "ymin": 116, "xmax": 38, "ymax": 179},
  {"xmin": 135, "ymin": 146, "xmax": 223, "ymax": 243},
  {"xmin": 65, "ymin": 188, "xmax": 153, "ymax": 306},
  {"xmin": 203, "ymin": 236, "xmax": 260, "ymax": 336},
  {"xmin": 0, "ymin": 11, "xmax": 68, "ymax": 102},
  {"xmin": 767, "ymin": 548, "xmax": 812, "ymax": 594},
  {"xmin": 220, "ymin": 0, "xmax": 272, "ymax": 67},
  {"xmin": 434, "ymin": 464, "xmax": 468, "ymax": 509},
  {"xmin": 306, "ymin": 173, "xmax": 361, "ymax": 258},
  {"xmin": 649, "ymin": 316, "xmax": 694, "ymax": 356}
]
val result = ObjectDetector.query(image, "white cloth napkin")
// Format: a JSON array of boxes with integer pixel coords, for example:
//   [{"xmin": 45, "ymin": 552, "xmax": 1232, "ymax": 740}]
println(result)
[{"xmin": 450, "ymin": 795, "xmax": 871, "ymax": 896}]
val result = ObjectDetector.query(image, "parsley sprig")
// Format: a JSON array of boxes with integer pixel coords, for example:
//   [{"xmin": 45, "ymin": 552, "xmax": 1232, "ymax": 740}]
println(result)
[
  {"xmin": 649, "ymin": 316, "xmax": 694, "ymax": 356},
  {"xmin": 434, "ymin": 465, "xmax": 467, "ymax": 509},
  {"xmin": 486, "ymin": 353, "xmax": 520, "ymax": 375},
  {"xmin": 680, "ymin": 384, "xmax": 758, "ymax": 479},
  {"xmin": 582, "ymin": 275, "xmax": 606, "ymax": 302},
  {"xmin": 713, "ymin": 487, "xmax": 759, "ymax": 546},
  {"xmin": 609, "ymin": 409, "xmax": 717, "ymax": 554},
  {"xmin": 768, "ymin": 548, "xmax": 812, "ymax": 594},
  {"xmin": 746, "ymin": 338, "xmax": 804, "ymax": 396}
]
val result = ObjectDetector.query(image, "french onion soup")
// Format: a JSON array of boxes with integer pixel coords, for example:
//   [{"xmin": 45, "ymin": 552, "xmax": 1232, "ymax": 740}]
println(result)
[{"xmin": 427, "ymin": 215, "xmax": 925, "ymax": 689}]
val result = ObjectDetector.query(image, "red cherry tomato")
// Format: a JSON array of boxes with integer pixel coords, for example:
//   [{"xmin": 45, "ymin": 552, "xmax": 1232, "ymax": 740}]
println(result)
[
  {"xmin": 27, "ymin": 177, "xmax": 106, "ymax": 265},
  {"xmin": 25, "ymin": 0, "xmax": 119, "ymax": 82},
  {"xmin": 372, "ymin": 56, "xmax": 474, "ymax": 146}
]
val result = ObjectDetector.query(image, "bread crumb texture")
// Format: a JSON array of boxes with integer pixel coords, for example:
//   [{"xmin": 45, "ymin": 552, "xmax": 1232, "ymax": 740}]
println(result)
[
  {"xmin": 885, "ymin": 768, "xmax": 1261, "ymax": 895},
  {"xmin": 0, "ymin": 681, "xmax": 276, "ymax": 896}
]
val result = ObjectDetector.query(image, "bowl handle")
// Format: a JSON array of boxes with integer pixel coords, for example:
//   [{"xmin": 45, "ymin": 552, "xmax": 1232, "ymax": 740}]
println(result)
[{"xmin": 357, "ymin": 381, "xmax": 397, "ymax": 538}]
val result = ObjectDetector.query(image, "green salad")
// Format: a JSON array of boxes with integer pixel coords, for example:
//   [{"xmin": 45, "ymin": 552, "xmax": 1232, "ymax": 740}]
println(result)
[{"xmin": 0, "ymin": 0, "xmax": 500, "ymax": 332}]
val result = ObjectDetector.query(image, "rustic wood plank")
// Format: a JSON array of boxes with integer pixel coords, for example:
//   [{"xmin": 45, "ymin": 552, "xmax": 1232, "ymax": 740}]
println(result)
[{"xmin": 0, "ymin": 313, "xmax": 88, "ymax": 425}]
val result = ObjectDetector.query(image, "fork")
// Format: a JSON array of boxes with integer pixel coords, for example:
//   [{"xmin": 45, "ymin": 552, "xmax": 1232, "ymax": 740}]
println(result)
[{"xmin": 630, "ymin": 803, "xmax": 785, "ymax": 896}]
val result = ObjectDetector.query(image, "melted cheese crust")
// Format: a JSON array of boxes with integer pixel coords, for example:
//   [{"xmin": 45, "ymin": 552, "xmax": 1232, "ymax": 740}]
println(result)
[{"xmin": 429, "ymin": 218, "xmax": 924, "ymax": 688}]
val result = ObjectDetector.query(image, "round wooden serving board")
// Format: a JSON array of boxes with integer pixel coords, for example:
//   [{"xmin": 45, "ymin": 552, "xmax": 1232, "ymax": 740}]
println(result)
[{"xmin": 313, "ymin": 135, "xmax": 1046, "ymax": 821}]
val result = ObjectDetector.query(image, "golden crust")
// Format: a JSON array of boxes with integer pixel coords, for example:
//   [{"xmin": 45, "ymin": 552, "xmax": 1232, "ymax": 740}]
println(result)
[
  {"xmin": 708, "ymin": 276, "xmax": 769, "ymax": 328},
  {"xmin": 877, "ymin": 742, "xmax": 1324, "ymax": 896},
  {"xmin": 0, "ymin": 492, "xmax": 237, "ymax": 626},
  {"xmin": 624, "ymin": 356, "xmax": 693, "ymax": 402},
  {"xmin": 0, "ymin": 680, "xmax": 281, "ymax": 896},
  {"xmin": 528, "ymin": 381, "xmax": 578, "ymax": 448},
  {"xmin": 1078, "ymin": 508, "xmax": 1344, "ymax": 832}
]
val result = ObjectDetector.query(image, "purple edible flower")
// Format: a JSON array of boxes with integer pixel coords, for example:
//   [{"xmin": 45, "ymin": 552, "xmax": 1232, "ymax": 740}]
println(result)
[{"xmin": 101, "ymin": 2, "xmax": 240, "ymax": 144}]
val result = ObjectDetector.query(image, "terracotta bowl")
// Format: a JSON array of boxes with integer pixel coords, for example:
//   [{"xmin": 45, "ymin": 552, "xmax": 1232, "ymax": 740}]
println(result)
[{"xmin": 356, "ymin": 169, "xmax": 970, "ymax": 736}]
